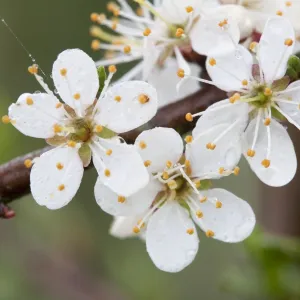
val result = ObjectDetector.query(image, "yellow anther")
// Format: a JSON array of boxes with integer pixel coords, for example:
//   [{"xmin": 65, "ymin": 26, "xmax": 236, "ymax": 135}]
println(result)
[
  {"xmin": 136, "ymin": 7, "xmax": 143, "ymax": 16},
  {"xmin": 186, "ymin": 6, "xmax": 194, "ymax": 13},
  {"xmin": 95, "ymin": 125, "xmax": 103, "ymax": 133},
  {"xmin": 206, "ymin": 230, "xmax": 215, "ymax": 238},
  {"xmin": 53, "ymin": 124, "xmax": 62, "ymax": 133},
  {"xmin": 26, "ymin": 97, "xmax": 34, "ymax": 105},
  {"xmin": 185, "ymin": 166, "xmax": 192, "ymax": 176},
  {"xmin": 185, "ymin": 160, "xmax": 191, "ymax": 168},
  {"xmin": 58, "ymin": 184, "xmax": 65, "ymax": 191},
  {"xmin": 166, "ymin": 160, "xmax": 173, "ymax": 168},
  {"xmin": 139, "ymin": 141, "xmax": 147, "ymax": 149},
  {"xmin": 186, "ymin": 228, "xmax": 194, "ymax": 235},
  {"xmin": 90, "ymin": 13, "xmax": 99, "ymax": 22},
  {"xmin": 56, "ymin": 162, "xmax": 64, "ymax": 170},
  {"xmin": 2, "ymin": 115, "xmax": 10, "ymax": 124},
  {"xmin": 200, "ymin": 196, "xmax": 207, "ymax": 203},
  {"xmin": 60, "ymin": 68, "xmax": 67, "ymax": 76},
  {"xmin": 185, "ymin": 135, "xmax": 193, "ymax": 143},
  {"xmin": 264, "ymin": 88, "xmax": 272, "ymax": 96},
  {"xmin": 247, "ymin": 149, "xmax": 255, "ymax": 157},
  {"xmin": 28, "ymin": 64, "xmax": 38, "ymax": 74},
  {"xmin": 73, "ymin": 93, "xmax": 81, "ymax": 100},
  {"xmin": 206, "ymin": 143, "xmax": 216, "ymax": 150},
  {"xmin": 209, "ymin": 58, "xmax": 216, "ymax": 66},
  {"xmin": 185, "ymin": 113, "xmax": 193, "ymax": 122},
  {"xmin": 91, "ymin": 40, "xmax": 100, "ymax": 50},
  {"xmin": 196, "ymin": 210, "xmax": 203, "ymax": 218},
  {"xmin": 111, "ymin": 21, "xmax": 118, "ymax": 30},
  {"xmin": 114, "ymin": 95, "xmax": 121, "ymax": 102},
  {"xmin": 219, "ymin": 167, "xmax": 225, "ymax": 175},
  {"xmin": 177, "ymin": 68, "xmax": 185, "ymax": 78},
  {"xmin": 137, "ymin": 219, "xmax": 145, "ymax": 228},
  {"xmin": 242, "ymin": 79, "xmax": 248, "ymax": 86},
  {"xmin": 229, "ymin": 92, "xmax": 241, "ymax": 104},
  {"xmin": 138, "ymin": 94, "xmax": 150, "ymax": 104},
  {"xmin": 67, "ymin": 141, "xmax": 77, "ymax": 148},
  {"xmin": 24, "ymin": 159, "xmax": 33, "ymax": 168},
  {"xmin": 194, "ymin": 180, "xmax": 201, "ymax": 189},
  {"xmin": 106, "ymin": 149, "xmax": 113, "ymax": 156},
  {"xmin": 276, "ymin": 10, "xmax": 283, "ymax": 16},
  {"xmin": 123, "ymin": 45, "xmax": 131, "ymax": 54},
  {"xmin": 261, "ymin": 159, "xmax": 271, "ymax": 168},
  {"xmin": 104, "ymin": 169, "xmax": 111, "ymax": 177},
  {"xmin": 285, "ymin": 38, "xmax": 294, "ymax": 46},
  {"xmin": 162, "ymin": 171, "xmax": 169, "ymax": 180},
  {"xmin": 249, "ymin": 42, "xmax": 258, "ymax": 51},
  {"xmin": 218, "ymin": 18, "xmax": 228, "ymax": 27},
  {"xmin": 108, "ymin": 65, "xmax": 117, "ymax": 73},
  {"xmin": 167, "ymin": 180, "xmax": 178, "ymax": 190},
  {"xmin": 143, "ymin": 28, "xmax": 152, "ymax": 36},
  {"xmin": 175, "ymin": 28, "xmax": 184, "ymax": 38},
  {"xmin": 133, "ymin": 226, "xmax": 140, "ymax": 234},
  {"xmin": 56, "ymin": 103, "xmax": 62, "ymax": 109},
  {"xmin": 144, "ymin": 160, "xmax": 151, "ymax": 167},
  {"xmin": 286, "ymin": 1, "xmax": 292, "ymax": 6},
  {"xmin": 233, "ymin": 167, "xmax": 240, "ymax": 176},
  {"xmin": 264, "ymin": 118, "xmax": 271, "ymax": 126},
  {"xmin": 118, "ymin": 195, "xmax": 126, "ymax": 203},
  {"xmin": 215, "ymin": 201, "xmax": 222, "ymax": 209}
]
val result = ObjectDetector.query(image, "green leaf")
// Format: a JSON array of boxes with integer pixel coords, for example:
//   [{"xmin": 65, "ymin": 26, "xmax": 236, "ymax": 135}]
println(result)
[
  {"xmin": 97, "ymin": 66, "xmax": 107, "ymax": 96},
  {"xmin": 288, "ymin": 55, "xmax": 300, "ymax": 73},
  {"xmin": 78, "ymin": 143, "xmax": 92, "ymax": 167}
]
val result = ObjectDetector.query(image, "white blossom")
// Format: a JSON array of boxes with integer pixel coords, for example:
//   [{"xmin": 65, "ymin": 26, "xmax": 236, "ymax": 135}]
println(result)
[
  {"xmin": 95, "ymin": 127, "xmax": 255, "ymax": 273},
  {"xmin": 8, "ymin": 49, "xmax": 158, "ymax": 209},
  {"xmin": 182, "ymin": 17, "xmax": 298, "ymax": 187}
]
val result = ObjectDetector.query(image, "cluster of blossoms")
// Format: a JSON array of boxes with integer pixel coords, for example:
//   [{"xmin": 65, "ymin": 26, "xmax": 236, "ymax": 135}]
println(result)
[{"xmin": 3, "ymin": 0, "xmax": 300, "ymax": 273}]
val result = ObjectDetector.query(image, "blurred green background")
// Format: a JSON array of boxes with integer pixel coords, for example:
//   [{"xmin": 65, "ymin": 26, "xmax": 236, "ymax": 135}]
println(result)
[{"xmin": 0, "ymin": 1, "xmax": 296, "ymax": 299}]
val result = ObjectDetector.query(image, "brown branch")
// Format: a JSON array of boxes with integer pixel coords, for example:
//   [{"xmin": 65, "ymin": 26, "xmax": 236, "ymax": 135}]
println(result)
[{"xmin": 0, "ymin": 85, "xmax": 226, "ymax": 207}]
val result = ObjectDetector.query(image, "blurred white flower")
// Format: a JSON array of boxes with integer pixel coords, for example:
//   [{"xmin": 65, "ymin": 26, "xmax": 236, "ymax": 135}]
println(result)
[
  {"xmin": 7, "ymin": 49, "xmax": 158, "ymax": 209},
  {"xmin": 183, "ymin": 17, "xmax": 298, "ymax": 187},
  {"xmin": 95, "ymin": 127, "xmax": 255, "ymax": 273}
]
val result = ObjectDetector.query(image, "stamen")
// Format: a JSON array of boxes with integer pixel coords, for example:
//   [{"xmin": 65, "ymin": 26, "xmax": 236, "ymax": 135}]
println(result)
[
  {"xmin": 249, "ymin": 109, "xmax": 262, "ymax": 155},
  {"xmin": 264, "ymin": 88, "xmax": 272, "ymax": 96},
  {"xmin": 233, "ymin": 167, "xmax": 240, "ymax": 176},
  {"xmin": 2, "ymin": 115, "xmax": 10, "ymax": 124},
  {"xmin": 185, "ymin": 135, "xmax": 193, "ymax": 143},
  {"xmin": 53, "ymin": 124, "xmax": 62, "ymax": 133},
  {"xmin": 167, "ymin": 180, "xmax": 178, "ymax": 190},
  {"xmin": 264, "ymin": 118, "xmax": 271, "ymax": 126},
  {"xmin": 143, "ymin": 28, "xmax": 151, "ymax": 36},
  {"xmin": 56, "ymin": 162, "xmax": 64, "ymax": 170},
  {"xmin": 261, "ymin": 159, "xmax": 271, "ymax": 168},
  {"xmin": 206, "ymin": 143, "xmax": 216, "ymax": 150},
  {"xmin": 175, "ymin": 28, "xmax": 184, "ymax": 38},
  {"xmin": 186, "ymin": 228, "xmax": 194, "ymax": 235},
  {"xmin": 114, "ymin": 95, "xmax": 121, "ymax": 102},
  {"xmin": 138, "ymin": 94, "xmax": 150, "ymax": 104},
  {"xmin": 166, "ymin": 160, "xmax": 173, "ymax": 168},
  {"xmin": 28, "ymin": 64, "xmax": 38, "ymax": 74},
  {"xmin": 73, "ymin": 93, "xmax": 81, "ymax": 100},
  {"xmin": 162, "ymin": 172, "xmax": 169, "ymax": 180},
  {"xmin": 24, "ymin": 159, "xmax": 33, "ymax": 168},
  {"xmin": 108, "ymin": 65, "xmax": 117, "ymax": 73},
  {"xmin": 177, "ymin": 68, "xmax": 185, "ymax": 78},
  {"xmin": 285, "ymin": 38, "xmax": 294, "ymax": 46},
  {"xmin": 215, "ymin": 200, "xmax": 222, "ymax": 209},
  {"xmin": 185, "ymin": 113, "xmax": 193, "ymax": 122},
  {"xmin": 123, "ymin": 45, "xmax": 131, "ymax": 54},
  {"xmin": 247, "ymin": 149, "xmax": 256, "ymax": 157},
  {"xmin": 139, "ymin": 141, "xmax": 147, "ymax": 149},
  {"xmin": 219, "ymin": 167, "xmax": 225, "ymax": 175},
  {"xmin": 200, "ymin": 196, "xmax": 207, "ymax": 203},
  {"xmin": 242, "ymin": 79, "xmax": 248, "ymax": 86},
  {"xmin": 56, "ymin": 103, "xmax": 63, "ymax": 109},
  {"xmin": 104, "ymin": 169, "xmax": 111, "ymax": 177},
  {"xmin": 60, "ymin": 68, "xmax": 67, "ymax": 76},
  {"xmin": 144, "ymin": 160, "xmax": 151, "ymax": 167},
  {"xmin": 106, "ymin": 149, "xmax": 113, "ymax": 156},
  {"xmin": 118, "ymin": 195, "xmax": 126, "ymax": 203},
  {"xmin": 229, "ymin": 93, "xmax": 240, "ymax": 104},
  {"xmin": 58, "ymin": 184, "xmax": 65, "ymax": 191},
  {"xmin": 67, "ymin": 141, "xmax": 77, "ymax": 148},
  {"xmin": 286, "ymin": 1, "xmax": 292, "ymax": 6},
  {"xmin": 249, "ymin": 42, "xmax": 258, "ymax": 52},
  {"xmin": 186, "ymin": 6, "xmax": 194, "ymax": 13},
  {"xmin": 95, "ymin": 125, "xmax": 103, "ymax": 133},
  {"xmin": 206, "ymin": 230, "xmax": 215, "ymax": 238},
  {"xmin": 276, "ymin": 10, "xmax": 283, "ymax": 16},
  {"xmin": 26, "ymin": 96, "xmax": 34, "ymax": 105},
  {"xmin": 208, "ymin": 58, "xmax": 216, "ymax": 66},
  {"xmin": 91, "ymin": 40, "xmax": 100, "ymax": 51}
]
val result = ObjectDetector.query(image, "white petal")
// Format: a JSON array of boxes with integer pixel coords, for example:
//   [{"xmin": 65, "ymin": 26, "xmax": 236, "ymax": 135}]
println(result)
[
  {"xmin": 30, "ymin": 147, "xmax": 84, "ymax": 210},
  {"xmin": 110, "ymin": 216, "xmax": 144, "ymax": 239},
  {"xmin": 191, "ymin": 188, "xmax": 255, "ymax": 243},
  {"xmin": 135, "ymin": 127, "xmax": 184, "ymax": 173},
  {"xmin": 95, "ymin": 81, "xmax": 158, "ymax": 133},
  {"xmin": 258, "ymin": 17, "xmax": 295, "ymax": 83},
  {"xmin": 147, "ymin": 57, "xmax": 201, "ymax": 108},
  {"xmin": 243, "ymin": 118, "xmax": 297, "ymax": 187},
  {"xmin": 276, "ymin": 80, "xmax": 300, "ymax": 126},
  {"xmin": 190, "ymin": 12, "xmax": 240, "ymax": 57},
  {"xmin": 206, "ymin": 45, "xmax": 253, "ymax": 92},
  {"xmin": 94, "ymin": 177, "xmax": 163, "ymax": 216},
  {"xmin": 8, "ymin": 93, "xmax": 65, "ymax": 138},
  {"xmin": 52, "ymin": 49, "xmax": 99, "ymax": 113},
  {"xmin": 146, "ymin": 201, "xmax": 199, "ymax": 273},
  {"xmin": 92, "ymin": 139, "xmax": 149, "ymax": 197}
]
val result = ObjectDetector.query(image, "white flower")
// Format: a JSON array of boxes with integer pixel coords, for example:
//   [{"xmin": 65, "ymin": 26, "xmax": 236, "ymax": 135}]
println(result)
[
  {"xmin": 182, "ymin": 17, "xmax": 298, "ymax": 187},
  {"xmin": 95, "ymin": 127, "xmax": 255, "ymax": 273},
  {"xmin": 7, "ymin": 49, "xmax": 158, "ymax": 209},
  {"xmin": 90, "ymin": 0, "xmax": 252, "ymax": 107}
]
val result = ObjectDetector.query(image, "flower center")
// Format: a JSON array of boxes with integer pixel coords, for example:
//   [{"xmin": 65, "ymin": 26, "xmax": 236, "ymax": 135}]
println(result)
[
  {"xmin": 246, "ymin": 84, "xmax": 273, "ymax": 108},
  {"xmin": 69, "ymin": 118, "xmax": 93, "ymax": 143}
]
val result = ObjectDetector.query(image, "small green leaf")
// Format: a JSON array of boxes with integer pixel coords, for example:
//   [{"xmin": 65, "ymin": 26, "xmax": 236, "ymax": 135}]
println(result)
[
  {"xmin": 286, "ymin": 66, "xmax": 298, "ymax": 81},
  {"xmin": 271, "ymin": 76, "xmax": 290, "ymax": 92},
  {"xmin": 97, "ymin": 66, "xmax": 107, "ymax": 96},
  {"xmin": 78, "ymin": 143, "xmax": 92, "ymax": 167},
  {"xmin": 288, "ymin": 55, "xmax": 300, "ymax": 73}
]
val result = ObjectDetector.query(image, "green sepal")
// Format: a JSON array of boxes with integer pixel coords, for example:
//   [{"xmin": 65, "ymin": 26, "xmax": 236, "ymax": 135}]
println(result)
[
  {"xmin": 271, "ymin": 76, "xmax": 290, "ymax": 92},
  {"xmin": 46, "ymin": 135, "xmax": 67, "ymax": 146},
  {"xmin": 198, "ymin": 180, "xmax": 212, "ymax": 191},
  {"xmin": 97, "ymin": 126, "xmax": 117, "ymax": 139},
  {"xmin": 97, "ymin": 66, "xmax": 107, "ymax": 97},
  {"xmin": 286, "ymin": 66, "xmax": 299, "ymax": 81},
  {"xmin": 78, "ymin": 143, "xmax": 92, "ymax": 167},
  {"xmin": 271, "ymin": 106, "xmax": 286, "ymax": 121},
  {"xmin": 287, "ymin": 55, "xmax": 300, "ymax": 73}
]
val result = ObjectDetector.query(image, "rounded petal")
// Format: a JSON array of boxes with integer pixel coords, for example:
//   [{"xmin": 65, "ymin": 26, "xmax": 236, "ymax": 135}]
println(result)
[
  {"xmin": 95, "ymin": 81, "xmax": 158, "ymax": 133},
  {"xmin": 52, "ymin": 49, "xmax": 99, "ymax": 113},
  {"xmin": 95, "ymin": 177, "xmax": 163, "ymax": 216},
  {"xmin": 8, "ymin": 93, "xmax": 65, "ymax": 138},
  {"xmin": 258, "ymin": 17, "xmax": 295, "ymax": 83},
  {"xmin": 92, "ymin": 139, "xmax": 149, "ymax": 197},
  {"xmin": 276, "ymin": 80, "xmax": 300, "ymax": 126},
  {"xmin": 30, "ymin": 147, "xmax": 84, "ymax": 210},
  {"xmin": 191, "ymin": 188, "xmax": 255, "ymax": 243},
  {"xmin": 190, "ymin": 12, "xmax": 240, "ymax": 57},
  {"xmin": 206, "ymin": 45, "xmax": 253, "ymax": 92},
  {"xmin": 243, "ymin": 118, "xmax": 297, "ymax": 187},
  {"xmin": 146, "ymin": 201, "xmax": 199, "ymax": 273},
  {"xmin": 110, "ymin": 216, "xmax": 144, "ymax": 240},
  {"xmin": 135, "ymin": 127, "xmax": 184, "ymax": 173}
]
